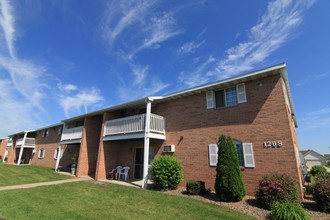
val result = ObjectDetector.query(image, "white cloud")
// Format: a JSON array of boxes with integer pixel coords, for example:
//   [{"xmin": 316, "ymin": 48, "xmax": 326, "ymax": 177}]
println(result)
[
  {"xmin": 58, "ymin": 85, "xmax": 104, "ymax": 118},
  {"xmin": 301, "ymin": 107, "xmax": 330, "ymax": 129},
  {"xmin": 100, "ymin": 0, "xmax": 182, "ymax": 59},
  {"xmin": 177, "ymin": 39, "xmax": 205, "ymax": 55},
  {"xmin": 179, "ymin": 0, "xmax": 315, "ymax": 87},
  {"xmin": 0, "ymin": 79, "xmax": 38, "ymax": 135},
  {"xmin": 0, "ymin": 0, "xmax": 15, "ymax": 57}
]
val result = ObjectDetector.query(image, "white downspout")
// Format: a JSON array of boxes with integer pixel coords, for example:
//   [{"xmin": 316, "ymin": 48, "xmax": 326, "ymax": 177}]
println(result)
[
  {"xmin": 142, "ymin": 98, "xmax": 152, "ymax": 189},
  {"xmin": 55, "ymin": 145, "xmax": 62, "ymax": 172},
  {"xmin": 17, "ymin": 132, "xmax": 28, "ymax": 165}
]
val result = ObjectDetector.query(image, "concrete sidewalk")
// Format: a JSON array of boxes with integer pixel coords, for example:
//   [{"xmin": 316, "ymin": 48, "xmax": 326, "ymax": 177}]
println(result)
[{"xmin": 0, "ymin": 176, "xmax": 92, "ymax": 191}]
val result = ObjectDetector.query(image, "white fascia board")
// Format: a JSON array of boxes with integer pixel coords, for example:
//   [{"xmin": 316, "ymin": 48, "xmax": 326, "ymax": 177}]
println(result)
[{"xmin": 163, "ymin": 63, "xmax": 287, "ymax": 100}]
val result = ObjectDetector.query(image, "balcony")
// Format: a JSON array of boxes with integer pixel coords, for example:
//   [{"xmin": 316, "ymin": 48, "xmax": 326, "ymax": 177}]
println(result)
[
  {"xmin": 104, "ymin": 113, "xmax": 166, "ymax": 141},
  {"xmin": 60, "ymin": 126, "xmax": 83, "ymax": 144},
  {"xmin": 7, "ymin": 139, "xmax": 13, "ymax": 147},
  {"xmin": 15, "ymin": 137, "xmax": 35, "ymax": 148}
]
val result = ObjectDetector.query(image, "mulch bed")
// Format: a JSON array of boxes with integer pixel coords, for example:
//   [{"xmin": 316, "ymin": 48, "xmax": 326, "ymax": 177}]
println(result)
[{"xmin": 164, "ymin": 187, "xmax": 329, "ymax": 220}]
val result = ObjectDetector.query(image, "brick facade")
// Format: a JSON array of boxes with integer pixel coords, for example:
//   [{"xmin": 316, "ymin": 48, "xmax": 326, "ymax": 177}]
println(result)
[
  {"xmin": 151, "ymin": 73, "xmax": 302, "ymax": 196},
  {"xmin": 31, "ymin": 125, "xmax": 62, "ymax": 168},
  {"xmin": 0, "ymin": 139, "xmax": 8, "ymax": 161}
]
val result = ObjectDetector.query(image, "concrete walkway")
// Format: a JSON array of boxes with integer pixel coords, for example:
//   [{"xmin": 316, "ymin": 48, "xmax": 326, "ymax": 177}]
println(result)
[{"xmin": 0, "ymin": 176, "xmax": 92, "ymax": 191}]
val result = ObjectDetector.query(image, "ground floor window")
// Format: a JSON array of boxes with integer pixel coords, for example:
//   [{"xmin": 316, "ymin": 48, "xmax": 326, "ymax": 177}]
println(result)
[
  {"xmin": 38, "ymin": 148, "xmax": 45, "ymax": 158},
  {"xmin": 209, "ymin": 141, "xmax": 255, "ymax": 168}
]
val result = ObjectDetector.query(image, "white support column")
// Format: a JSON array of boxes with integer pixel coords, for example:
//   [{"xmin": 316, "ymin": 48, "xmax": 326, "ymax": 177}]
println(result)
[
  {"xmin": 142, "ymin": 98, "xmax": 152, "ymax": 189},
  {"xmin": 55, "ymin": 145, "xmax": 62, "ymax": 172},
  {"xmin": 17, "ymin": 132, "xmax": 28, "ymax": 165}
]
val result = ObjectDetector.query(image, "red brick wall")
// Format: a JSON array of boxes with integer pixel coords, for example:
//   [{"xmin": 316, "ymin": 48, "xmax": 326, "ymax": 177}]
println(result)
[
  {"xmin": 76, "ymin": 115, "xmax": 103, "ymax": 177},
  {"xmin": 31, "ymin": 125, "xmax": 62, "ymax": 168},
  {"xmin": 0, "ymin": 139, "xmax": 8, "ymax": 160},
  {"xmin": 151, "ymin": 73, "xmax": 302, "ymax": 196}
]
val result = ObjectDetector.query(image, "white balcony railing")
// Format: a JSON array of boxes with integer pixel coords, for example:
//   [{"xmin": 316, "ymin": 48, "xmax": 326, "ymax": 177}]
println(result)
[
  {"xmin": 104, "ymin": 114, "xmax": 165, "ymax": 136},
  {"xmin": 7, "ymin": 139, "xmax": 13, "ymax": 147},
  {"xmin": 61, "ymin": 126, "xmax": 83, "ymax": 141},
  {"xmin": 15, "ymin": 137, "xmax": 35, "ymax": 147}
]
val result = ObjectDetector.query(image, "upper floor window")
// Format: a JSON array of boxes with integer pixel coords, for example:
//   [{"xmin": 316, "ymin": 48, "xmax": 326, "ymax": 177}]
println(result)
[
  {"xmin": 206, "ymin": 83, "xmax": 246, "ymax": 109},
  {"xmin": 43, "ymin": 129, "xmax": 49, "ymax": 137}
]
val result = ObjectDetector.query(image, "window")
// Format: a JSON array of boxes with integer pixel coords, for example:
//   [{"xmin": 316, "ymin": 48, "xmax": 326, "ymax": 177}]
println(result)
[
  {"xmin": 208, "ymin": 141, "xmax": 255, "ymax": 168},
  {"xmin": 43, "ymin": 129, "xmax": 49, "ymax": 137},
  {"xmin": 206, "ymin": 83, "xmax": 246, "ymax": 109},
  {"xmin": 38, "ymin": 148, "xmax": 45, "ymax": 158},
  {"xmin": 234, "ymin": 140, "xmax": 244, "ymax": 166}
]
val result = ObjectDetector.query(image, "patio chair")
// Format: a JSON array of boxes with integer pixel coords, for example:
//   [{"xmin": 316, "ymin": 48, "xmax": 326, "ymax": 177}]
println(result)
[
  {"xmin": 118, "ymin": 166, "xmax": 130, "ymax": 181},
  {"xmin": 108, "ymin": 166, "xmax": 122, "ymax": 180}
]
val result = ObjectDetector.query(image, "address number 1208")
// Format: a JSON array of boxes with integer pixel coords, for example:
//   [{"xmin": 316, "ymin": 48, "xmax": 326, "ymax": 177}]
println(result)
[{"xmin": 263, "ymin": 141, "xmax": 283, "ymax": 148}]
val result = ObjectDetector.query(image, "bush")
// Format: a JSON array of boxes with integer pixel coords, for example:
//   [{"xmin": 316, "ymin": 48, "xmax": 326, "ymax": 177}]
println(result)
[
  {"xmin": 151, "ymin": 155, "xmax": 183, "ymax": 190},
  {"xmin": 310, "ymin": 166, "xmax": 327, "ymax": 176},
  {"xmin": 186, "ymin": 180, "xmax": 210, "ymax": 195},
  {"xmin": 186, "ymin": 180, "xmax": 200, "ymax": 195},
  {"xmin": 312, "ymin": 174, "xmax": 330, "ymax": 213},
  {"xmin": 271, "ymin": 201, "xmax": 310, "ymax": 220},
  {"xmin": 214, "ymin": 135, "xmax": 245, "ymax": 202},
  {"xmin": 255, "ymin": 173, "xmax": 299, "ymax": 209}
]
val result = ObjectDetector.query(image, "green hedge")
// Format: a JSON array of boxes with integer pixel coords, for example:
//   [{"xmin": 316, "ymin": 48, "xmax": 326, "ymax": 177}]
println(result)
[{"xmin": 313, "ymin": 174, "xmax": 330, "ymax": 213}]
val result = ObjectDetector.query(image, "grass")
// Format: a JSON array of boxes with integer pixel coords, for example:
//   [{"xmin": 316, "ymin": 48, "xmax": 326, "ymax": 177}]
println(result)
[
  {"xmin": 0, "ymin": 182, "xmax": 255, "ymax": 220},
  {"xmin": 0, "ymin": 163, "xmax": 72, "ymax": 186}
]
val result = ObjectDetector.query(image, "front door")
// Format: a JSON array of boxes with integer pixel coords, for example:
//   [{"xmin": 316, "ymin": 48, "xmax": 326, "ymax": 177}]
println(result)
[
  {"xmin": 134, "ymin": 148, "xmax": 143, "ymax": 179},
  {"xmin": 133, "ymin": 147, "xmax": 155, "ymax": 179}
]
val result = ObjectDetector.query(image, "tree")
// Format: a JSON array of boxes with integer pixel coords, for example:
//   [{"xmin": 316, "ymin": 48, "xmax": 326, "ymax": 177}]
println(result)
[{"xmin": 214, "ymin": 134, "xmax": 246, "ymax": 201}]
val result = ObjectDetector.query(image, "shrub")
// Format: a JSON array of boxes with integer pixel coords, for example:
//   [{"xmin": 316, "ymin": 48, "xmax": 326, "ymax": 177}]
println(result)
[
  {"xmin": 214, "ymin": 135, "xmax": 245, "ymax": 202},
  {"xmin": 312, "ymin": 174, "xmax": 330, "ymax": 213},
  {"xmin": 255, "ymin": 173, "xmax": 299, "ymax": 209},
  {"xmin": 271, "ymin": 201, "xmax": 310, "ymax": 220},
  {"xmin": 186, "ymin": 180, "xmax": 200, "ymax": 195},
  {"xmin": 310, "ymin": 165, "xmax": 327, "ymax": 176},
  {"xmin": 151, "ymin": 155, "xmax": 183, "ymax": 190},
  {"xmin": 186, "ymin": 180, "xmax": 210, "ymax": 195}
]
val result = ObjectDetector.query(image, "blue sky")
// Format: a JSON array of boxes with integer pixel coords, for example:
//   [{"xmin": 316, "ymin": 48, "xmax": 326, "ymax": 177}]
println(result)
[{"xmin": 0, "ymin": 0, "xmax": 329, "ymax": 154}]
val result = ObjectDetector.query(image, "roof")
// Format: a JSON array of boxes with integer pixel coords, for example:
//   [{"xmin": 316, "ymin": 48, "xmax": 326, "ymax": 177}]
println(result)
[
  {"xmin": 63, "ymin": 63, "xmax": 297, "ymax": 127},
  {"xmin": 324, "ymin": 154, "xmax": 330, "ymax": 159},
  {"xmin": 300, "ymin": 149, "xmax": 327, "ymax": 160}
]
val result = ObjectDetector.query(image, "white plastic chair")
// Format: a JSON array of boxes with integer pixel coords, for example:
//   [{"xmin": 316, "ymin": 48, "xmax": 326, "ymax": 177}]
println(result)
[
  {"xmin": 118, "ymin": 166, "xmax": 130, "ymax": 181},
  {"xmin": 108, "ymin": 166, "xmax": 122, "ymax": 180}
]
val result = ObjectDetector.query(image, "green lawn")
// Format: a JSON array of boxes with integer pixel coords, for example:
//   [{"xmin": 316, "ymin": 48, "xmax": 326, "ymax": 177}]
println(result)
[
  {"xmin": 0, "ymin": 163, "xmax": 72, "ymax": 186},
  {"xmin": 0, "ymin": 182, "xmax": 255, "ymax": 220}
]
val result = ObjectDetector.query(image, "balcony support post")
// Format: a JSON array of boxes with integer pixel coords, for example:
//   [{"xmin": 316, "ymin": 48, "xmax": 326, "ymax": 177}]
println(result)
[
  {"xmin": 17, "ymin": 132, "xmax": 27, "ymax": 165},
  {"xmin": 142, "ymin": 98, "xmax": 152, "ymax": 189}
]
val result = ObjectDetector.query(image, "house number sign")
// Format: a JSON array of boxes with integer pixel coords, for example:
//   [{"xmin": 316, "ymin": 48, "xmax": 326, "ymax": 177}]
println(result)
[{"xmin": 263, "ymin": 141, "xmax": 283, "ymax": 148}]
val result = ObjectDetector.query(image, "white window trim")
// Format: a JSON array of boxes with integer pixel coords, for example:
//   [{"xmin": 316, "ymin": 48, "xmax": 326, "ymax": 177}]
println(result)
[
  {"xmin": 38, "ymin": 148, "xmax": 45, "ymax": 158},
  {"xmin": 209, "ymin": 142, "xmax": 255, "ymax": 168}
]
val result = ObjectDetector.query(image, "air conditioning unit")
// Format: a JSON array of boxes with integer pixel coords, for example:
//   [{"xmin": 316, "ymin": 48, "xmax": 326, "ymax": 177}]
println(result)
[{"xmin": 163, "ymin": 145, "xmax": 175, "ymax": 153}]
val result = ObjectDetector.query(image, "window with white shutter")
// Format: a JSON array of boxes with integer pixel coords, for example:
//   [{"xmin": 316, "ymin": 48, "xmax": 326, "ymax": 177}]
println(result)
[
  {"xmin": 209, "ymin": 144, "xmax": 218, "ymax": 166},
  {"xmin": 243, "ymin": 143, "xmax": 255, "ymax": 167},
  {"xmin": 236, "ymin": 83, "xmax": 247, "ymax": 103},
  {"xmin": 206, "ymin": 91, "xmax": 215, "ymax": 109}
]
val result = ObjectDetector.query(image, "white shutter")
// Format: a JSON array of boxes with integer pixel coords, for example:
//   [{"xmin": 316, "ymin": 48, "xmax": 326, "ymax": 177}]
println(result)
[
  {"xmin": 243, "ymin": 143, "xmax": 255, "ymax": 168},
  {"xmin": 206, "ymin": 91, "xmax": 215, "ymax": 109},
  {"xmin": 236, "ymin": 84, "xmax": 247, "ymax": 103},
  {"xmin": 54, "ymin": 149, "xmax": 58, "ymax": 159},
  {"xmin": 209, "ymin": 144, "xmax": 218, "ymax": 166}
]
